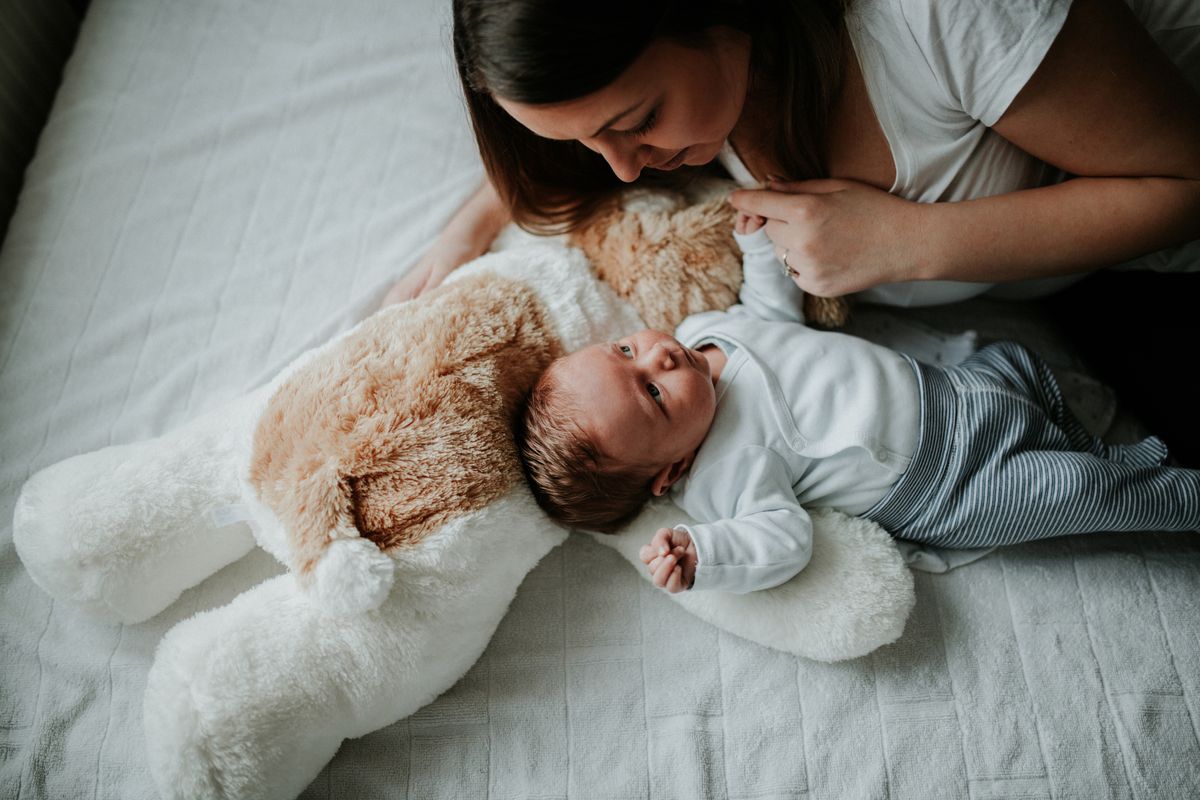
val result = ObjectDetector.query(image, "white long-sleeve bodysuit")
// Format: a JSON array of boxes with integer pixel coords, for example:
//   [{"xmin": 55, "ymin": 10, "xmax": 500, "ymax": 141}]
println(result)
[{"xmin": 671, "ymin": 229, "xmax": 920, "ymax": 593}]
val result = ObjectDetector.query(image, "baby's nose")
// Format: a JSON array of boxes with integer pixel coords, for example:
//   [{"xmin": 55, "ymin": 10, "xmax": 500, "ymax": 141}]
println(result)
[{"xmin": 653, "ymin": 344, "xmax": 678, "ymax": 369}]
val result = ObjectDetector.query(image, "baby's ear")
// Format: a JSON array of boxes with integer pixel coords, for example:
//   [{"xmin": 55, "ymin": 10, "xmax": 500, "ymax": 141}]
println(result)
[{"xmin": 650, "ymin": 457, "xmax": 691, "ymax": 497}]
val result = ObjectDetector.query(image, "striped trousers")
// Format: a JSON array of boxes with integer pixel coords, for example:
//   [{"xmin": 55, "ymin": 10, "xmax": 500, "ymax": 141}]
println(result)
[{"xmin": 863, "ymin": 341, "xmax": 1200, "ymax": 548}]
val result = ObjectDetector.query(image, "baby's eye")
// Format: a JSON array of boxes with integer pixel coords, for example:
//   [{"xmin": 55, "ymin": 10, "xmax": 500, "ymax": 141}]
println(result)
[
  {"xmin": 619, "ymin": 344, "xmax": 633, "ymax": 357},
  {"xmin": 647, "ymin": 384, "xmax": 662, "ymax": 405}
]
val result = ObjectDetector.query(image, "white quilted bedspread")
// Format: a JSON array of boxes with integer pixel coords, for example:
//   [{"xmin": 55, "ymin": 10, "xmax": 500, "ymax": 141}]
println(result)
[{"xmin": 1, "ymin": 1, "xmax": 1198, "ymax": 798}]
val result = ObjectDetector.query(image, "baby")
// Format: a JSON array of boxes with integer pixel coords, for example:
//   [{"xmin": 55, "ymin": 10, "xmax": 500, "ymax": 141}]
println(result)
[{"xmin": 516, "ymin": 214, "xmax": 1200, "ymax": 594}]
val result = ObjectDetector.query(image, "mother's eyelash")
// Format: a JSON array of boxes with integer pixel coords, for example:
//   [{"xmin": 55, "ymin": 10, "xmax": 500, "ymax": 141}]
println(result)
[{"xmin": 624, "ymin": 109, "xmax": 658, "ymax": 138}]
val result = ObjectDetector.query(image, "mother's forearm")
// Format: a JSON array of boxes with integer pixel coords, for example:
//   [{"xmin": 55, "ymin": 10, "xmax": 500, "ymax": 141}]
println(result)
[
  {"xmin": 441, "ymin": 179, "xmax": 512, "ymax": 256},
  {"xmin": 920, "ymin": 176, "xmax": 1200, "ymax": 283}
]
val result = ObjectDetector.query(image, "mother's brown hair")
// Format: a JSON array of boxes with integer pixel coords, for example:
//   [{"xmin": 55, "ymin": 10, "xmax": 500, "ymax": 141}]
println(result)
[{"xmin": 452, "ymin": 0, "xmax": 846, "ymax": 233}]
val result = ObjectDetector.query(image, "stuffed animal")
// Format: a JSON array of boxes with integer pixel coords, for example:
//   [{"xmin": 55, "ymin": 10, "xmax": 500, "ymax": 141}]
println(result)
[
  {"xmin": 12, "ymin": 190, "xmax": 912, "ymax": 800},
  {"xmin": 572, "ymin": 188, "xmax": 851, "ymax": 330}
]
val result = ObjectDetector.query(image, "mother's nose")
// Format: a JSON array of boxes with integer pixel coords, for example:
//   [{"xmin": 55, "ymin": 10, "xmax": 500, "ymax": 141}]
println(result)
[{"xmin": 591, "ymin": 138, "xmax": 647, "ymax": 183}]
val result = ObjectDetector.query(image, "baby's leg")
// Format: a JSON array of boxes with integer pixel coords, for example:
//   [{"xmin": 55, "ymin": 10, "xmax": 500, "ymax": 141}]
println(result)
[
  {"xmin": 961, "ymin": 341, "xmax": 1168, "ymax": 467},
  {"xmin": 890, "ymin": 347, "xmax": 1199, "ymax": 548},
  {"xmin": 920, "ymin": 451, "xmax": 1200, "ymax": 548}
]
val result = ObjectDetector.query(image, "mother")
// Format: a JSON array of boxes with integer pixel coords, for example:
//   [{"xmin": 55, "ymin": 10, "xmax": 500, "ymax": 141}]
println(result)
[{"xmin": 386, "ymin": 0, "xmax": 1200, "ymax": 307}]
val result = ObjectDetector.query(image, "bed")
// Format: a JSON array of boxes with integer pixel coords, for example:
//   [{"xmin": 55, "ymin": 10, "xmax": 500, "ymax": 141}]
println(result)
[{"xmin": 2, "ymin": 1, "xmax": 1198, "ymax": 798}]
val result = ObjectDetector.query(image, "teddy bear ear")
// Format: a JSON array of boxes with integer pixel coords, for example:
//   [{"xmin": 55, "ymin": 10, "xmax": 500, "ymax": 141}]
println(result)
[{"xmin": 309, "ymin": 534, "xmax": 395, "ymax": 615}]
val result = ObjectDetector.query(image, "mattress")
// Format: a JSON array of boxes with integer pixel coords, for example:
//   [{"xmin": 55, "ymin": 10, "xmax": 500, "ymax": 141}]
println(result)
[{"xmin": 1, "ymin": 1, "xmax": 1198, "ymax": 798}]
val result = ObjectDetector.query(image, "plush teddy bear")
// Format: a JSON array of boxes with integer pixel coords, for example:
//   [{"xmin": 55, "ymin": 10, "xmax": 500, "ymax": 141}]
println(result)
[
  {"xmin": 572, "ymin": 188, "xmax": 850, "ymax": 330},
  {"xmin": 13, "ymin": 191, "xmax": 912, "ymax": 800}
]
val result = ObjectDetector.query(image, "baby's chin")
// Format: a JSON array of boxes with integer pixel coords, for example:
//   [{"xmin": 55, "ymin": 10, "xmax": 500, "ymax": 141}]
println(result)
[
  {"xmin": 694, "ymin": 398, "xmax": 719, "ymax": 443},
  {"xmin": 674, "ymin": 408, "xmax": 717, "ymax": 482}
]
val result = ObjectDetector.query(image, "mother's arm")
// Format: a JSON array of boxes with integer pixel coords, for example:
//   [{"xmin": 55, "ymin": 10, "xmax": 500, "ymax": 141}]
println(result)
[
  {"xmin": 731, "ymin": 0, "xmax": 1200, "ymax": 297},
  {"xmin": 381, "ymin": 179, "xmax": 511, "ymax": 305}
]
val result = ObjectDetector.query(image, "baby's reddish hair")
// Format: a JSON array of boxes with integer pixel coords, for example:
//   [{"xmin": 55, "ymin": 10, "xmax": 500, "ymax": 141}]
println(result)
[{"xmin": 516, "ymin": 359, "xmax": 657, "ymax": 532}]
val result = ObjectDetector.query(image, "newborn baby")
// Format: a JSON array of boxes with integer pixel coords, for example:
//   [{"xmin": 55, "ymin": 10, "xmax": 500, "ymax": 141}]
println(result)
[{"xmin": 516, "ymin": 214, "xmax": 1200, "ymax": 594}]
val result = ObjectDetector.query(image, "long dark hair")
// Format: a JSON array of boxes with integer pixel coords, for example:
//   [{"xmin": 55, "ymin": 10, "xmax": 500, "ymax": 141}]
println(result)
[{"xmin": 453, "ymin": 0, "xmax": 846, "ymax": 233}]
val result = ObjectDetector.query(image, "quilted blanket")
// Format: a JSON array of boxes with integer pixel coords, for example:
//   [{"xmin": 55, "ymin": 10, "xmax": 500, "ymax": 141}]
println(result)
[{"xmin": 2, "ymin": 1, "xmax": 1198, "ymax": 798}]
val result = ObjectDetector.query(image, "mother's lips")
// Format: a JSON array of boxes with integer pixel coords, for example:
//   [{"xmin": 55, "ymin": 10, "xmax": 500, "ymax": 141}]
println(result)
[{"xmin": 652, "ymin": 148, "xmax": 688, "ymax": 170}]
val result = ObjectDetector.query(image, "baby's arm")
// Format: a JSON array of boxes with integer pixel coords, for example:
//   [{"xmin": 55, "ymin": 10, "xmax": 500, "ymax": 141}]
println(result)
[
  {"xmin": 669, "ymin": 447, "xmax": 813, "ymax": 594},
  {"xmin": 733, "ymin": 213, "xmax": 807, "ymax": 324}
]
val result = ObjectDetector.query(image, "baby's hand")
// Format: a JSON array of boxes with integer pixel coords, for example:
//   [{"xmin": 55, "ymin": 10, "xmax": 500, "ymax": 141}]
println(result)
[
  {"xmin": 735, "ymin": 210, "xmax": 766, "ymax": 235},
  {"xmin": 638, "ymin": 527, "xmax": 697, "ymax": 593}
]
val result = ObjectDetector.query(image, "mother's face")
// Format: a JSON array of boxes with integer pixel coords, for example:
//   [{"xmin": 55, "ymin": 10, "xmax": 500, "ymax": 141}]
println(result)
[{"xmin": 495, "ymin": 30, "xmax": 751, "ymax": 183}]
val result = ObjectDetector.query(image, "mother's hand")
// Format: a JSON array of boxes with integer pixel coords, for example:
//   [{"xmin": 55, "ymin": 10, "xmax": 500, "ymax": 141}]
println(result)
[
  {"xmin": 380, "ymin": 180, "xmax": 511, "ymax": 308},
  {"xmin": 380, "ymin": 238, "xmax": 478, "ymax": 307},
  {"xmin": 729, "ymin": 179, "xmax": 928, "ymax": 297}
]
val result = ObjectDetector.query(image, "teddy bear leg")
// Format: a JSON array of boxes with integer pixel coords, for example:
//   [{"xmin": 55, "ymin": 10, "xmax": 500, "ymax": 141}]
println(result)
[
  {"xmin": 144, "ymin": 575, "xmax": 405, "ymax": 800},
  {"xmin": 12, "ymin": 388, "xmax": 271, "ymax": 624},
  {"xmin": 144, "ymin": 500, "xmax": 566, "ymax": 800}
]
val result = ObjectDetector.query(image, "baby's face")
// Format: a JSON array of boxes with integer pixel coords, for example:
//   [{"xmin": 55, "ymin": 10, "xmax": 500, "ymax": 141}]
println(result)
[{"xmin": 555, "ymin": 329, "xmax": 718, "ymax": 474}]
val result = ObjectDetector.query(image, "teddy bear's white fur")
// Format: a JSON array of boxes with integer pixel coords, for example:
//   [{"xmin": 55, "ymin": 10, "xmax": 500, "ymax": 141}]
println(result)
[{"xmin": 14, "ymin": 229, "xmax": 913, "ymax": 800}]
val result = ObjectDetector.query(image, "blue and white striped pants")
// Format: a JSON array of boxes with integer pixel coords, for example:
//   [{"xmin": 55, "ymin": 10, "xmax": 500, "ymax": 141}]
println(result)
[{"xmin": 863, "ymin": 342, "xmax": 1200, "ymax": 548}]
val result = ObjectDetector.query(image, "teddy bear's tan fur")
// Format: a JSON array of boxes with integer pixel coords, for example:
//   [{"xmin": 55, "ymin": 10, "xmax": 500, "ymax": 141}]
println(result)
[
  {"xmin": 572, "ymin": 196, "xmax": 849, "ymax": 331},
  {"xmin": 248, "ymin": 190, "xmax": 845, "ymax": 576},
  {"xmin": 570, "ymin": 197, "xmax": 744, "ymax": 333},
  {"xmin": 248, "ymin": 273, "xmax": 562, "ymax": 574}
]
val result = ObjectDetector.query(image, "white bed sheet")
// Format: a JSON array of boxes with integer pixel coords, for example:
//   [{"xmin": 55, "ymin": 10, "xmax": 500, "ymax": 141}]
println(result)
[{"xmin": 1, "ymin": 1, "xmax": 1198, "ymax": 799}]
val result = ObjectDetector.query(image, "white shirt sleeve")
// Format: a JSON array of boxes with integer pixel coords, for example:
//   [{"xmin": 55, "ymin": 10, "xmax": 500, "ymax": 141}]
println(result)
[
  {"xmin": 731, "ymin": 228, "xmax": 807, "ymax": 324},
  {"xmin": 897, "ymin": 0, "xmax": 1072, "ymax": 126},
  {"xmin": 674, "ymin": 446, "xmax": 812, "ymax": 594}
]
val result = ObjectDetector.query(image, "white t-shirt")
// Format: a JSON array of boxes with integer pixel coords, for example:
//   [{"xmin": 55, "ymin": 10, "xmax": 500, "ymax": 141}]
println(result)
[{"xmin": 718, "ymin": 0, "xmax": 1200, "ymax": 307}]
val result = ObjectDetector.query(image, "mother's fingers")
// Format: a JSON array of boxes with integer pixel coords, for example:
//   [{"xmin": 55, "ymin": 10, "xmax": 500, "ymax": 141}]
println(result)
[
  {"xmin": 728, "ymin": 188, "xmax": 801, "ymax": 220},
  {"xmin": 765, "ymin": 178, "xmax": 849, "ymax": 194},
  {"xmin": 729, "ymin": 180, "xmax": 850, "ymax": 216},
  {"xmin": 762, "ymin": 218, "xmax": 796, "ymax": 251}
]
